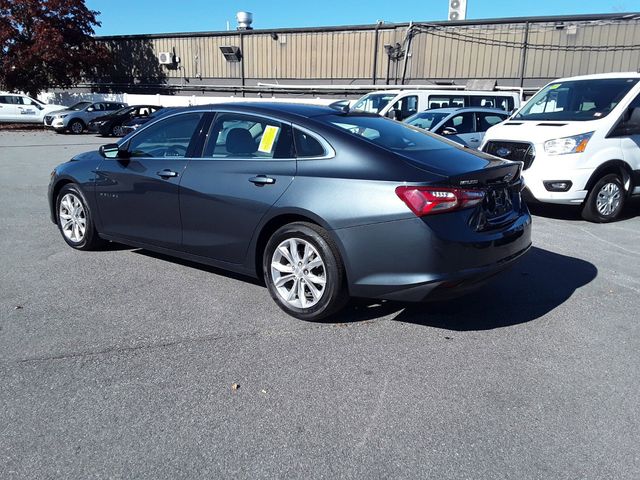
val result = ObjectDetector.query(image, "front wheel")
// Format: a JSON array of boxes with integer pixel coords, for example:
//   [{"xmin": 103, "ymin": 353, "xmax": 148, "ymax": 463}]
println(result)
[
  {"xmin": 111, "ymin": 124, "xmax": 123, "ymax": 136},
  {"xmin": 56, "ymin": 184, "xmax": 105, "ymax": 250},
  {"xmin": 68, "ymin": 119, "xmax": 84, "ymax": 134},
  {"xmin": 263, "ymin": 222, "xmax": 349, "ymax": 321},
  {"xmin": 582, "ymin": 173, "xmax": 626, "ymax": 223}
]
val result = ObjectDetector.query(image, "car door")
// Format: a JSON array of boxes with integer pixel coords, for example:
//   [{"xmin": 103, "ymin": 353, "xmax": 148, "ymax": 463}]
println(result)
[
  {"xmin": 95, "ymin": 112, "xmax": 205, "ymax": 249},
  {"xmin": 179, "ymin": 111, "xmax": 296, "ymax": 263},
  {"xmin": 0, "ymin": 95, "xmax": 18, "ymax": 122},
  {"xmin": 15, "ymin": 96, "xmax": 42, "ymax": 122},
  {"xmin": 618, "ymin": 92, "xmax": 640, "ymax": 191},
  {"xmin": 86, "ymin": 102, "xmax": 106, "ymax": 123},
  {"xmin": 436, "ymin": 112, "xmax": 477, "ymax": 147},
  {"xmin": 474, "ymin": 111, "xmax": 508, "ymax": 144}
]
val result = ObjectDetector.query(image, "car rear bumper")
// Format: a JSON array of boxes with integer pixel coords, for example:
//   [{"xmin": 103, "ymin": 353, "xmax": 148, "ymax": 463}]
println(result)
[{"xmin": 334, "ymin": 210, "xmax": 532, "ymax": 302}]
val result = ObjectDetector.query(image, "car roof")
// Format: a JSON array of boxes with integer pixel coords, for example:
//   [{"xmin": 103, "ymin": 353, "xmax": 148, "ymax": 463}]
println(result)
[
  {"xmin": 421, "ymin": 107, "xmax": 508, "ymax": 114},
  {"xmin": 162, "ymin": 102, "xmax": 342, "ymax": 121},
  {"xmin": 550, "ymin": 72, "xmax": 640, "ymax": 82}
]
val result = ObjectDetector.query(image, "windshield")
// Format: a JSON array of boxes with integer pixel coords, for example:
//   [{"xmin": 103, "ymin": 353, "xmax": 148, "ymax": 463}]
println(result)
[
  {"xmin": 516, "ymin": 78, "xmax": 638, "ymax": 121},
  {"xmin": 352, "ymin": 93, "xmax": 398, "ymax": 114},
  {"xmin": 405, "ymin": 111, "xmax": 450, "ymax": 131},
  {"xmin": 68, "ymin": 101, "xmax": 92, "ymax": 111},
  {"xmin": 325, "ymin": 114, "xmax": 449, "ymax": 154}
]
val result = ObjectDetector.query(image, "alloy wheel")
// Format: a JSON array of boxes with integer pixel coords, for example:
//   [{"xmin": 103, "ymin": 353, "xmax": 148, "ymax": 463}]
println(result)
[
  {"xmin": 70, "ymin": 121, "xmax": 83, "ymax": 134},
  {"xmin": 59, "ymin": 193, "xmax": 86, "ymax": 242},
  {"xmin": 595, "ymin": 182, "xmax": 621, "ymax": 217},
  {"xmin": 270, "ymin": 238, "xmax": 327, "ymax": 309}
]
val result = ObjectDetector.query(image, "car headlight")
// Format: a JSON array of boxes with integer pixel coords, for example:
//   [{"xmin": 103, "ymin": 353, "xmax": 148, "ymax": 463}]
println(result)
[
  {"xmin": 57, "ymin": 114, "xmax": 68, "ymax": 119},
  {"xmin": 544, "ymin": 132, "xmax": 594, "ymax": 155}
]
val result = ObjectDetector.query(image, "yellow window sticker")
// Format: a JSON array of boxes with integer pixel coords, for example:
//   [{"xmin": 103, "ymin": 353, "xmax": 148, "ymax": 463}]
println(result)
[
  {"xmin": 548, "ymin": 83, "xmax": 562, "ymax": 90},
  {"xmin": 258, "ymin": 125, "xmax": 280, "ymax": 154}
]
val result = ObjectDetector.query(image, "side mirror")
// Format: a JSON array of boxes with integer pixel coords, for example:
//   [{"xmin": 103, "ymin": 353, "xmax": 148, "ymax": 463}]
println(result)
[
  {"xmin": 441, "ymin": 126, "xmax": 458, "ymax": 136},
  {"xmin": 99, "ymin": 143, "xmax": 128, "ymax": 159},
  {"xmin": 386, "ymin": 108, "xmax": 400, "ymax": 120},
  {"xmin": 611, "ymin": 106, "xmax": 640, "ymax": 137},
  {"xmin": 87, "ymin": 106, "xmax": 95, "ymax": 112}
]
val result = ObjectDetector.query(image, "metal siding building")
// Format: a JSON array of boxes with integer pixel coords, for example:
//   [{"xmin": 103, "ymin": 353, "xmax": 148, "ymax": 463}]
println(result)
[{"xmin": 92, "ymin": 13, "xmax": 640, "ymax": 96}]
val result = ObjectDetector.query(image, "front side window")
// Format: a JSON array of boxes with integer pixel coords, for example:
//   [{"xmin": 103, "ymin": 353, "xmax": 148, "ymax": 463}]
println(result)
[
  {"xmin": 516, "ymin": 78, "xmax": 639, "ymax": 121},
  {"xmin": 203, "ymin": 113, "xmax": 294, "ymax": 159},
  {"xmin": 352, "ymin": 93, "xmax": 398, "ymax": 114},
  {"xmin": 390, "ymin": 95, "xmax": 419, "ymax": 120},
  {"xmin": 439, "ymin": 112, "xmax": 475, "ymax": 134},
  {"xmin": 128, "ymin": 113, "xmax": 203, "ymax": 158}
]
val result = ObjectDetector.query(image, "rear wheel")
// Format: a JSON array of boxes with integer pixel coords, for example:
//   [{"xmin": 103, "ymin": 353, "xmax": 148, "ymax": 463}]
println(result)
[
  {"xmin": 56, "ymin": 184, "xmax": 105, "ymax": 250},
  {"xmin": 582, "ymin": 173, "xmax": 625, "ymax": 223},
  {"xmin": 263, "ymin": 222, "xmax": 349, "ymax": 321},
  {"xmin": 68, "ymin": 119, "xmax": 84, "ymax": 134}
]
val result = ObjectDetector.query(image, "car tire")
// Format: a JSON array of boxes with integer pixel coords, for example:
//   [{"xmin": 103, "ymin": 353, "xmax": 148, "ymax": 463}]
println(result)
[
  {"xmin": 263, "ymin": 222, "xmax": 349, "ymax": 321},
  {"xmin": 582, "ymin": 173, "xmax": 626, "ymax": 223},
  {"xmin": 68, "ymin": 119, "xmax": 84, "ymax": 134},
  {"xmin": 111, "ymin": 124, "xmax": 123, "ymax": 136},
  {"xmin": 56, "ymin": 184, "xmax": 105, "ymax": 250}
]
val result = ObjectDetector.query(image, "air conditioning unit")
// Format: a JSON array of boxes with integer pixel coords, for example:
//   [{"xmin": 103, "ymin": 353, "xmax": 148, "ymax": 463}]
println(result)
[
  {"xmin": 158, "ymin": 52, "xmax": 175, "ymax": 65},
  {"xmin": 448, "ymin": 0, "xmax": 467, "ymax": 21}
]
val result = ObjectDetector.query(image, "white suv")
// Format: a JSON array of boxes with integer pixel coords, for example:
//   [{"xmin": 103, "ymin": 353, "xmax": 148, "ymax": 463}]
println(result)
[
  {"xmin": 0, "ymin": 93, "xmax": 65, "ymax": 123},
  {"xmin": 481, "ymin": 73, "xmax": 640, "ymax": 222}
]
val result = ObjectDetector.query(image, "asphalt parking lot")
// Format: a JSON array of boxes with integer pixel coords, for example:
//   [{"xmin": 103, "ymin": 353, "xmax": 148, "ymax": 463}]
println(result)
[{"xmin": 1, "ymin": 130, "xmax": 639, "ymax": 479}]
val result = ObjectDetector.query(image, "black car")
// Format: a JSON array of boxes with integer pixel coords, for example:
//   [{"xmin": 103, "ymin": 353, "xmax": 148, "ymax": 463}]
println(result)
[
  {"xmin": 120, "ymin": 107, "xmax": 174, "ymax": 136},
  {"xmin": 88, "ymin": 105, "xmax": 163, "ymax": 136},
  {"xmin": 48, "ymin": 103, "xmax": 531, "ymax": 320}
]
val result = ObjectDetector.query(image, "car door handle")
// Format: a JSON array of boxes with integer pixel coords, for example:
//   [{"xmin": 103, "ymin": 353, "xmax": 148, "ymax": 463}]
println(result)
[
  {"xmin": 249, "ymin": 175, "xmax": 276, "ymax": 185},
  {"xmin": 156, "ymin": 169, "xmax": 178, "ymax": 178}
]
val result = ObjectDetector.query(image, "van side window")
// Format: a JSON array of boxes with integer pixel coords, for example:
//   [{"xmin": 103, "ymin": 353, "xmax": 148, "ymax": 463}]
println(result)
[{"xmin": 428, "ymin": 95, "xmax": 467, "ymax": 109}]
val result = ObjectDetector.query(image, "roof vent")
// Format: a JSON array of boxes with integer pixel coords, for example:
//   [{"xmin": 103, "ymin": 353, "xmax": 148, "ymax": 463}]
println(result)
[{"xmin": 236, "ymin": 11, "xmax": 253, "ymax": 30}]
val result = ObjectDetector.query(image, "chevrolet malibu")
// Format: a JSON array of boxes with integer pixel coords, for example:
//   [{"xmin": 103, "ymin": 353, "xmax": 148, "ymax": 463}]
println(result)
[{"xmin": 48, "ymin": 103, "xmax": 532, "ymax": 320}]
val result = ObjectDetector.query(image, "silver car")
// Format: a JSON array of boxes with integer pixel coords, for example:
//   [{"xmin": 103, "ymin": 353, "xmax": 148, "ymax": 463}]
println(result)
[
  {"xmin": 404, "ymin": 107, "xmax": 509, "ymax": 149},
  {"xmin": 44, "ymin": 101, "xmax": 127, "ymax": 134}
]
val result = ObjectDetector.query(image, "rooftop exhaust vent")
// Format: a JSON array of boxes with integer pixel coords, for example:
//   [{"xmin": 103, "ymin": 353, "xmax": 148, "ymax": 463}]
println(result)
[{"xmin": 236, "ymin": 11, "xmax": 253, "ymax": 30}]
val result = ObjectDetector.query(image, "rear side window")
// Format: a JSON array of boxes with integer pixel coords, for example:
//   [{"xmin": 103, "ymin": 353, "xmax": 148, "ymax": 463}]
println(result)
[
  {"xmin": 203, "ymin": 113, "xmax": 294, "ymax": 159},
  {"xmin": 293, "ymin": 128, "xmax": 326, "ymax": 157},
  {"xmin": 128, "ymin": 113, "xmax": 203, "ymax": 158},
  {"xmin": 476, "ymin": 112, "xmax": 507, "ymax": 132}
]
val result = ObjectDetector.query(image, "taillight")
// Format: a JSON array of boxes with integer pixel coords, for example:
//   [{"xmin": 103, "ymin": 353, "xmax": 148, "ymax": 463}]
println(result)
[{"xmin": 395, "ymin": 186, "xmax": 485, "ymax": 216}]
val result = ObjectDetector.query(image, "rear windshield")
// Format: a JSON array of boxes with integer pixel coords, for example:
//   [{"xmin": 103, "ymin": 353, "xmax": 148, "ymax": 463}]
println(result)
[
  {"xmin": 516, "ymin": 78, "xmax": 638, "ymax": 121},
  {"xmin": 325, "ymin": 114, "xmax": 450, "ymax": 153},
  {"xmin": 405, "ymin": 111, "xmax": 450, "ymax": 130}
]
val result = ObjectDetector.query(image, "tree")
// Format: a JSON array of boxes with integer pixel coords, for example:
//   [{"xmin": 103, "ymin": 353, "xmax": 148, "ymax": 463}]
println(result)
[{"xmin": 0, "ymin": 0, "xmax": 107, "ymax": 97}]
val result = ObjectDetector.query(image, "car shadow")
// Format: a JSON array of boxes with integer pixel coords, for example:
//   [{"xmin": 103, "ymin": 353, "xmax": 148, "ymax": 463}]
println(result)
[
  {"xmin": 330, "ymin": 246, "xmax": 598, "ymax": 331},
  {"xmin": 528, "ymin": 198, "xmax": 640, "ymax": 221},
  {"xmin": 129, "ymin": 245, "xmax": 597, "ymax": 331}
]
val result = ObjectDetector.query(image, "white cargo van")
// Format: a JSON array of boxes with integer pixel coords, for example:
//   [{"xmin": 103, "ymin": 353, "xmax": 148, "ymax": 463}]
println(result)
[
  {"xmin": 481, "ymin": 73, "xmax": 640, "ymax": 222},
  {"xmin": 352, "ymin": 89, "xmax": 521, "ymax": 121}
]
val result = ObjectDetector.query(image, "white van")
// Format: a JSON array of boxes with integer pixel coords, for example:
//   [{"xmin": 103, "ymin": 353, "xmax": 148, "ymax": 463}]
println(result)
[
  {"xmin": 481, "ymin": 73, "xmax": 640, "ymax": 222},
  {"xmin": 0, "ymin": 93, "xmax": 65, "ymax": 123},
  {"xmin": 352, "ymin": 89, "xmax": 521, "ymax": 121}
]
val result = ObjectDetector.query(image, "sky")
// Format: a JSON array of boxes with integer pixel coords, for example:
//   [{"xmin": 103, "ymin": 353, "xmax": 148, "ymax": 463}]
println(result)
[{"xmin": 85, "ymin": 0, "xmax": 640, "ymax": 36}]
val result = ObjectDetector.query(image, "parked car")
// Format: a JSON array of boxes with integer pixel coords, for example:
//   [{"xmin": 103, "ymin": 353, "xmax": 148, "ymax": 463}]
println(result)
[
  {"xmin": 87, "ymin": 105, "xmax": 163, "ymax": 136},
  {"xmin": 352, "ymin": 89, "xmax": 521, "ymax": 121},
  {"xmin": 120, "ymin": 107, "xmax": 174, "ymax": 136},
  {"xmin": 405, "ymin": 107, "xmax": 509, "ymax": 148},
  {"xmin": 0, "ymin": 93, "xmax": 65, "ymax": 123},
  {"xmin": 481, "ymin": 72, "xmax": 640, "ymax": 222},
  {"xmin": 48, "ymin": 103, "xmax": 531, "ymax": 320},
  {"xmin": 44, "ymin": 101, "xmax": 127, "ymax": 134}
]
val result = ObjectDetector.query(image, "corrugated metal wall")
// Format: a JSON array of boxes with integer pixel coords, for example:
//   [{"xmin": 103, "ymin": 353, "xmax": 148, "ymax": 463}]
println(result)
[{"xmin": 99, "ymin": 17, "xmax": 640, "ymax": 87}]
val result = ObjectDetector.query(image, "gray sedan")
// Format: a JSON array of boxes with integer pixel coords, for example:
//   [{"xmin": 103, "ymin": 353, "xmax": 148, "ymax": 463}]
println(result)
[{"xmin": 405, "ymin": 107, "xmax": 509, "ymax": 148}]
